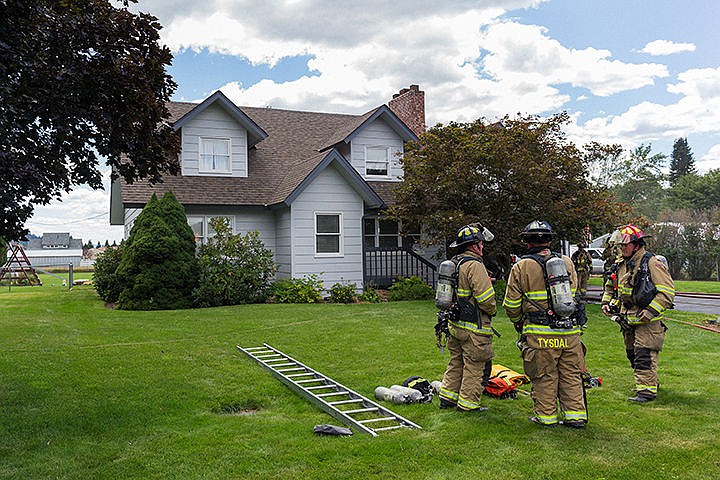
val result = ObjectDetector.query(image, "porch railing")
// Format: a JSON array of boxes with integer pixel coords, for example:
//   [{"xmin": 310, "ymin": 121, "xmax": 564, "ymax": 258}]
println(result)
[{"xmin": 363, "ymin": 247, "xmax": 438, "ymax": 289}]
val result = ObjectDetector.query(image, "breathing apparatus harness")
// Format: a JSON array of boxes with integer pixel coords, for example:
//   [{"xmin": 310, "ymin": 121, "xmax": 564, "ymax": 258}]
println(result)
[
  {"xmin": 434, "ymin": 255, "xmax": 499, "ymax": 353},
  {"xmin": 609, "ymin": 251, "xmax": 669, "ymax": 332},
  {"xmin": 520, "ymin": 252, "xmax": 587, "ymax": 330}
]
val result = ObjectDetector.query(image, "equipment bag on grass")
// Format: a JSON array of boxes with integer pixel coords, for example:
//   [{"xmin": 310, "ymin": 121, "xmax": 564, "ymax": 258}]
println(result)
[{"xmin": 484, "ymin": 376, "xmax": 517, "ymax": 399}]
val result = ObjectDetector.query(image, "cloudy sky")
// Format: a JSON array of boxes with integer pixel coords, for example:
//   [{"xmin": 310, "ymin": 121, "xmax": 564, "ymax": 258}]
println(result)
[{"xmin": 26, "ymin": 0, "xmax": 720, "ymax": 243}]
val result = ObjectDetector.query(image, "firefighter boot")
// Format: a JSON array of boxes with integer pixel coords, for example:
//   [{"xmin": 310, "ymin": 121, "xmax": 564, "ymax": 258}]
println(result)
[
  {"xmin": 439, "ymin": 399, "xmax": 457, "ymax": 409},
  {"xmin": 628, "ymin": 392, "xmax": 655, "ymax": 403},
  {"xmin": 529, "ymin": 416, "xmax": 557, "ymax": 427}
]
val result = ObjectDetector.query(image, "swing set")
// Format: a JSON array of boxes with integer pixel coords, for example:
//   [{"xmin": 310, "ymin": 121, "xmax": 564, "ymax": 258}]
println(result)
[{"xmin": 0, "ymin": 242, "xmax": 42, "ymax": 286}]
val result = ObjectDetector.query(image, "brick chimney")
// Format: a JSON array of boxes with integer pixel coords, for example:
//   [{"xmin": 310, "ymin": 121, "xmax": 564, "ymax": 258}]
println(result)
[{"xmin": 388, "ymin": 84, "xmax": 425, "ymax": 138}]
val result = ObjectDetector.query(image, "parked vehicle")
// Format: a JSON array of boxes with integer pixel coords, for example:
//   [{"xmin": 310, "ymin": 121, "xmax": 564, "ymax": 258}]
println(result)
[
  {"xmin": 569, "ymin": 246, "xmax": 605, "ymax": 275},
  {"xmin": 586, "ymin": 248, "xmax": 605, "ymax": 275}
]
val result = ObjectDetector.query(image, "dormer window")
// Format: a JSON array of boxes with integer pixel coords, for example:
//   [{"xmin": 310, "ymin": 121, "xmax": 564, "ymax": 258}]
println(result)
[
  {"xmin": 199, "ymin": 137, "xmax": 231, "ymax": 173},
  {"xmin": 365, "ymin": 146, "xmax": 390, "ymax": 177}
]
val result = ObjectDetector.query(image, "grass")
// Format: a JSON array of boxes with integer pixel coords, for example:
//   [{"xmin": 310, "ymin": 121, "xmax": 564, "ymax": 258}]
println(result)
[
  {"xmin": 1, "ymin": 282, "xmax": 719, "ymax": 479},
  {"xmin": 588, "ymin": 275, "xmax": 720, "ymax": 293}
]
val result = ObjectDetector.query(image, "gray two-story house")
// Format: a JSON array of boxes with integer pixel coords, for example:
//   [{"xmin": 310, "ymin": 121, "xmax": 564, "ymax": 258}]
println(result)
[{"xmin": 110, "ymin": 86, "xmax": 434, "ymax": 291}]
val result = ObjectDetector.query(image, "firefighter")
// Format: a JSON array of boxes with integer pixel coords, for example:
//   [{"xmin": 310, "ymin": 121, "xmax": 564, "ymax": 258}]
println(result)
[
  {"xmin": 601, "ymin": 225, "xmax": 675, "ymax": 403},
  {"xmin": 602, "ymin": 229, "xmax": 623, "ymax": 283},
  {"xmin": 503, "ymin": 221, "xmax": 587, "ymax": 428},
  {"xmin": 571, "ymin": 244, "xmax": 592, "ymax": 300},
  {"xmin": 438, "ymin": 224, "xmax": 496, "ymax": 412}
]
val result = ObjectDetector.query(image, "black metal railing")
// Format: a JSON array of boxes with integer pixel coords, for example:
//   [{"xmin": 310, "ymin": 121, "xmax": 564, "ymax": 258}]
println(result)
[{"xmin": 363, "ymin": 247, "xmax": 437, "ymax": 289}]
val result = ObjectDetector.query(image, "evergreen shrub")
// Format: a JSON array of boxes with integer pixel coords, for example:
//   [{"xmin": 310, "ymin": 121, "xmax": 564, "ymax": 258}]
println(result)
[
  {"xmin": 388, "ymin": 276, "xmax": 434, "ymax": 301},
  {"xmin": 327, "ymin": 283, "xmax": 357, "ymax": 304},
  {"xmin": 358, "ymin": 284, "xmax": 382, "ymax": 303},
  {"xmin": 116, "ymin": 192, "xmax": 199, "ymax": 310},
  {"xmin": 272, "ymin": 275, "xmax": 324, "ymax": 303},
  {"xmin": 493, "ymin": 279, "xmax": 507, "ymax": 305}
]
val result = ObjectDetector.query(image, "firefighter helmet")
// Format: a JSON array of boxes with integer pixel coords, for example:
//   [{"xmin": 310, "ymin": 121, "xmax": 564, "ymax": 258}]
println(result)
[
  {"xmin": 519, "ymin": 220, "xmax": 555, "ymax": 243},
  {"xmin": 450, "ymin": 224, "xmax": 489, "ymax": 248},
  {"xmin": 619, "ymin": 225, "xmax": 651, "ymax": 244}
]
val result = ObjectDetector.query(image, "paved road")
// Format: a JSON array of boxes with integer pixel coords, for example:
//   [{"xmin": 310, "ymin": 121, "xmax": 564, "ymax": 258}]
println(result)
[{"xmin": 586, "ymin": 286, "xmax": 720, "ymax": 315}]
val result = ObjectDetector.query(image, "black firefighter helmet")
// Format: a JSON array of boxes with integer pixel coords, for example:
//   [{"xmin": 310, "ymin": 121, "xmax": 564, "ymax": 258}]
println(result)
[
  {"xmin": 449, "ymin": 223, "xmax": 494, "ymax": 248},
  {"xmin": 519, "ymin": 220, "xmax": 555, "ymax": 244}
]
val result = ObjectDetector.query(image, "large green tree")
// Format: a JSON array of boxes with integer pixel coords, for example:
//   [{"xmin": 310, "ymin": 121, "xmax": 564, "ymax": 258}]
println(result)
[
  {"xmin": 390, "ymin": 113, "xmax": 630, "ymax": 266},
  {"xmin": 669, "ymin": 137, "xmax": 696, "ymax": 186},
  {"xmin": 612, "ymin": 144, "xmax": 667, "ymax": 220},
  {"xmin": 666, "ymin": 169, "xmax": 720, "ymax": 210},
  {"xmin": 0, "ymin": 0, "xmax": 180, "ymax": 242}
]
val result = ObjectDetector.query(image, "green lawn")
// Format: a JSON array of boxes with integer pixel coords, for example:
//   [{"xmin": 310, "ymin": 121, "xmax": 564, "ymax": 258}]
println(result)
[
  {"xmin": 1, "ymin": 283, "xmax": 719, "ymax": 479},
  {"xmin": 589, "ymin": 276, "xmax": 720, "ymax": 293}
]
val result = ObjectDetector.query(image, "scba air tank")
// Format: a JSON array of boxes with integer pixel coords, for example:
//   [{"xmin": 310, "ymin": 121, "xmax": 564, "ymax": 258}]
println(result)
[
  {"xmin": 545, "ymin": 256, "xmax": 576, "ymax": 318},
  {"xmin": 374, "ymin": 386, "xmax": 422, "ymax": 404},
  {"xmin": 435, "ymin": 259, "xmax": 456, "ymax": 309}
]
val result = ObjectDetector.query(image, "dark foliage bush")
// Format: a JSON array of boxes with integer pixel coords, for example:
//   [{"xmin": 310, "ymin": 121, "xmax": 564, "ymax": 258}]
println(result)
[{"xmin": 93, "ymin": 244, "xmax": 124, "ymax": 303}]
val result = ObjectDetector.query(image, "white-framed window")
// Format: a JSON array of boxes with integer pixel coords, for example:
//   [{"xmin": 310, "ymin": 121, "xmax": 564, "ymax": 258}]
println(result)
[
  {"xmin": 187, "ymin": 215, "xmax": 234, "ymax": 244},
  {"xmin": 365, "ymin": 146, "xmax": 390, "ymax": 177},
  {"xmin": 315, "ymin": 212, "xmax": 343, "ymax": 256},
  {"xmin": 199, "ymin": 137, "xmax": 231, "ymax": 173}
]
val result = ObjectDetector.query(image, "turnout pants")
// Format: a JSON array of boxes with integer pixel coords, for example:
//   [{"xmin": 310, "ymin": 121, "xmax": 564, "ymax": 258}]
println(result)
[
  {"xmin": 577, "ymin": 271, "xmax": 590, "ymax": 298},
  {"xmin": 522, "ymin": 333, "xmax": 587, "ymax": 425},
  {"xmin": 622, "ymin": 321, "xmax": 666, "ymax": 398},
  {"xmin": 439, "ymin": 327, "xmax": 493, "ymax": 411}
]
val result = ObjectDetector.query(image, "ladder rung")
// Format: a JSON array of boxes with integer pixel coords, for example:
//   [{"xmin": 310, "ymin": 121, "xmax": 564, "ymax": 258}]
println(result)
[
  {"xmin": 305, "ymin": 385, "xmax": 335, "ymax": 390},
  {"xmin": 268, "ymin": 362, "xmax": 297, "ymax": 367},
  {"xmin": 244, "ymin": 347, "xmax": 269, "ymax": 351},
  {"xmin": 296, "ymin": 379, "xmax": 322, "ymax": 384},
  {"xmin": 372, "ymin": 425, "xmax": 403, "ymax": 432},
  {"xmin": 329, "ymin": 399, "xmax": 364, "ymax": 405},
  {"xmin": 317, "ymin": 391, "xmax": 348, "ymax": 397},
  {"xmin": 286, "ymin": 372, "xmax": 314, "ymax": 378},
  {"xmin": 358, "ymin": 416, "xmax": 396, "ymax": 424},
  {"xmin": 344, "ymin": 407, "xmax": 379, "ymax": 414},
  {"xmin": 277, "ymin": 367, "xmax": 305, "ymax": 372}
]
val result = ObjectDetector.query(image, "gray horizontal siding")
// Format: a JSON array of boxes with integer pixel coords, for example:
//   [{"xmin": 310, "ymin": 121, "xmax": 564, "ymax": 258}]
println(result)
[
  {"xmin": 180, "ymin": 104, "xmax": 248, "ymax": 177},
  {"xmin": 290, "ymin": 165, "xmax": 364, "ymax": 290},
  {"xmin": 350, "ymin": 118, "xmax": 404, "ymax": 181}
]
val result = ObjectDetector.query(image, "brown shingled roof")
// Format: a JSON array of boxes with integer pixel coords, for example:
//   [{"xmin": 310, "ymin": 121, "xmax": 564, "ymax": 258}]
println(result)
[{"xmin": 121, "ymin": 101, "xmax": 385, "ymax": 208}]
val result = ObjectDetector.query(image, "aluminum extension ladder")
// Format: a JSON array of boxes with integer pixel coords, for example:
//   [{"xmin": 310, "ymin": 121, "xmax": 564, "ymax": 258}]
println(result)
[{"xmin": 237, "ymin": 343, "xmax": 421, "ymax": 436}]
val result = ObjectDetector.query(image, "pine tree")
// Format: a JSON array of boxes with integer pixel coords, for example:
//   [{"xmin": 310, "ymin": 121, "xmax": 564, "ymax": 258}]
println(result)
[{"xmin": 669, "ymin": 137, "xmax": 696, "ymax": 185}]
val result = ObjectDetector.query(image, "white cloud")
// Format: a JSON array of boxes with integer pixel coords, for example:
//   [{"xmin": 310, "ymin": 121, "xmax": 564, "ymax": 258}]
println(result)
[
  {"xmin": 26, "ymin": 170, "xmax": 124, "ymax": 243},
  {"xmin": 562, "ymin": 65, "xmax": 720, "ymax": 161},
  {"xmin": 640, "ymin": 39, "xmax": 696, "ymax": 56},
  {"xmin": 667, "ymin": 66, "xmax": 720, "ymax": 98},
  {"xmin": 479, "ymin": 22, "xmax": 668, "ymax": 97},
  {"xmin": 698, "ymin": 144, "xmax": 720, "ymax": 173},
  {"xmin": 162, "ymin": 4, "xmax": 672, "ymax": 127}
]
